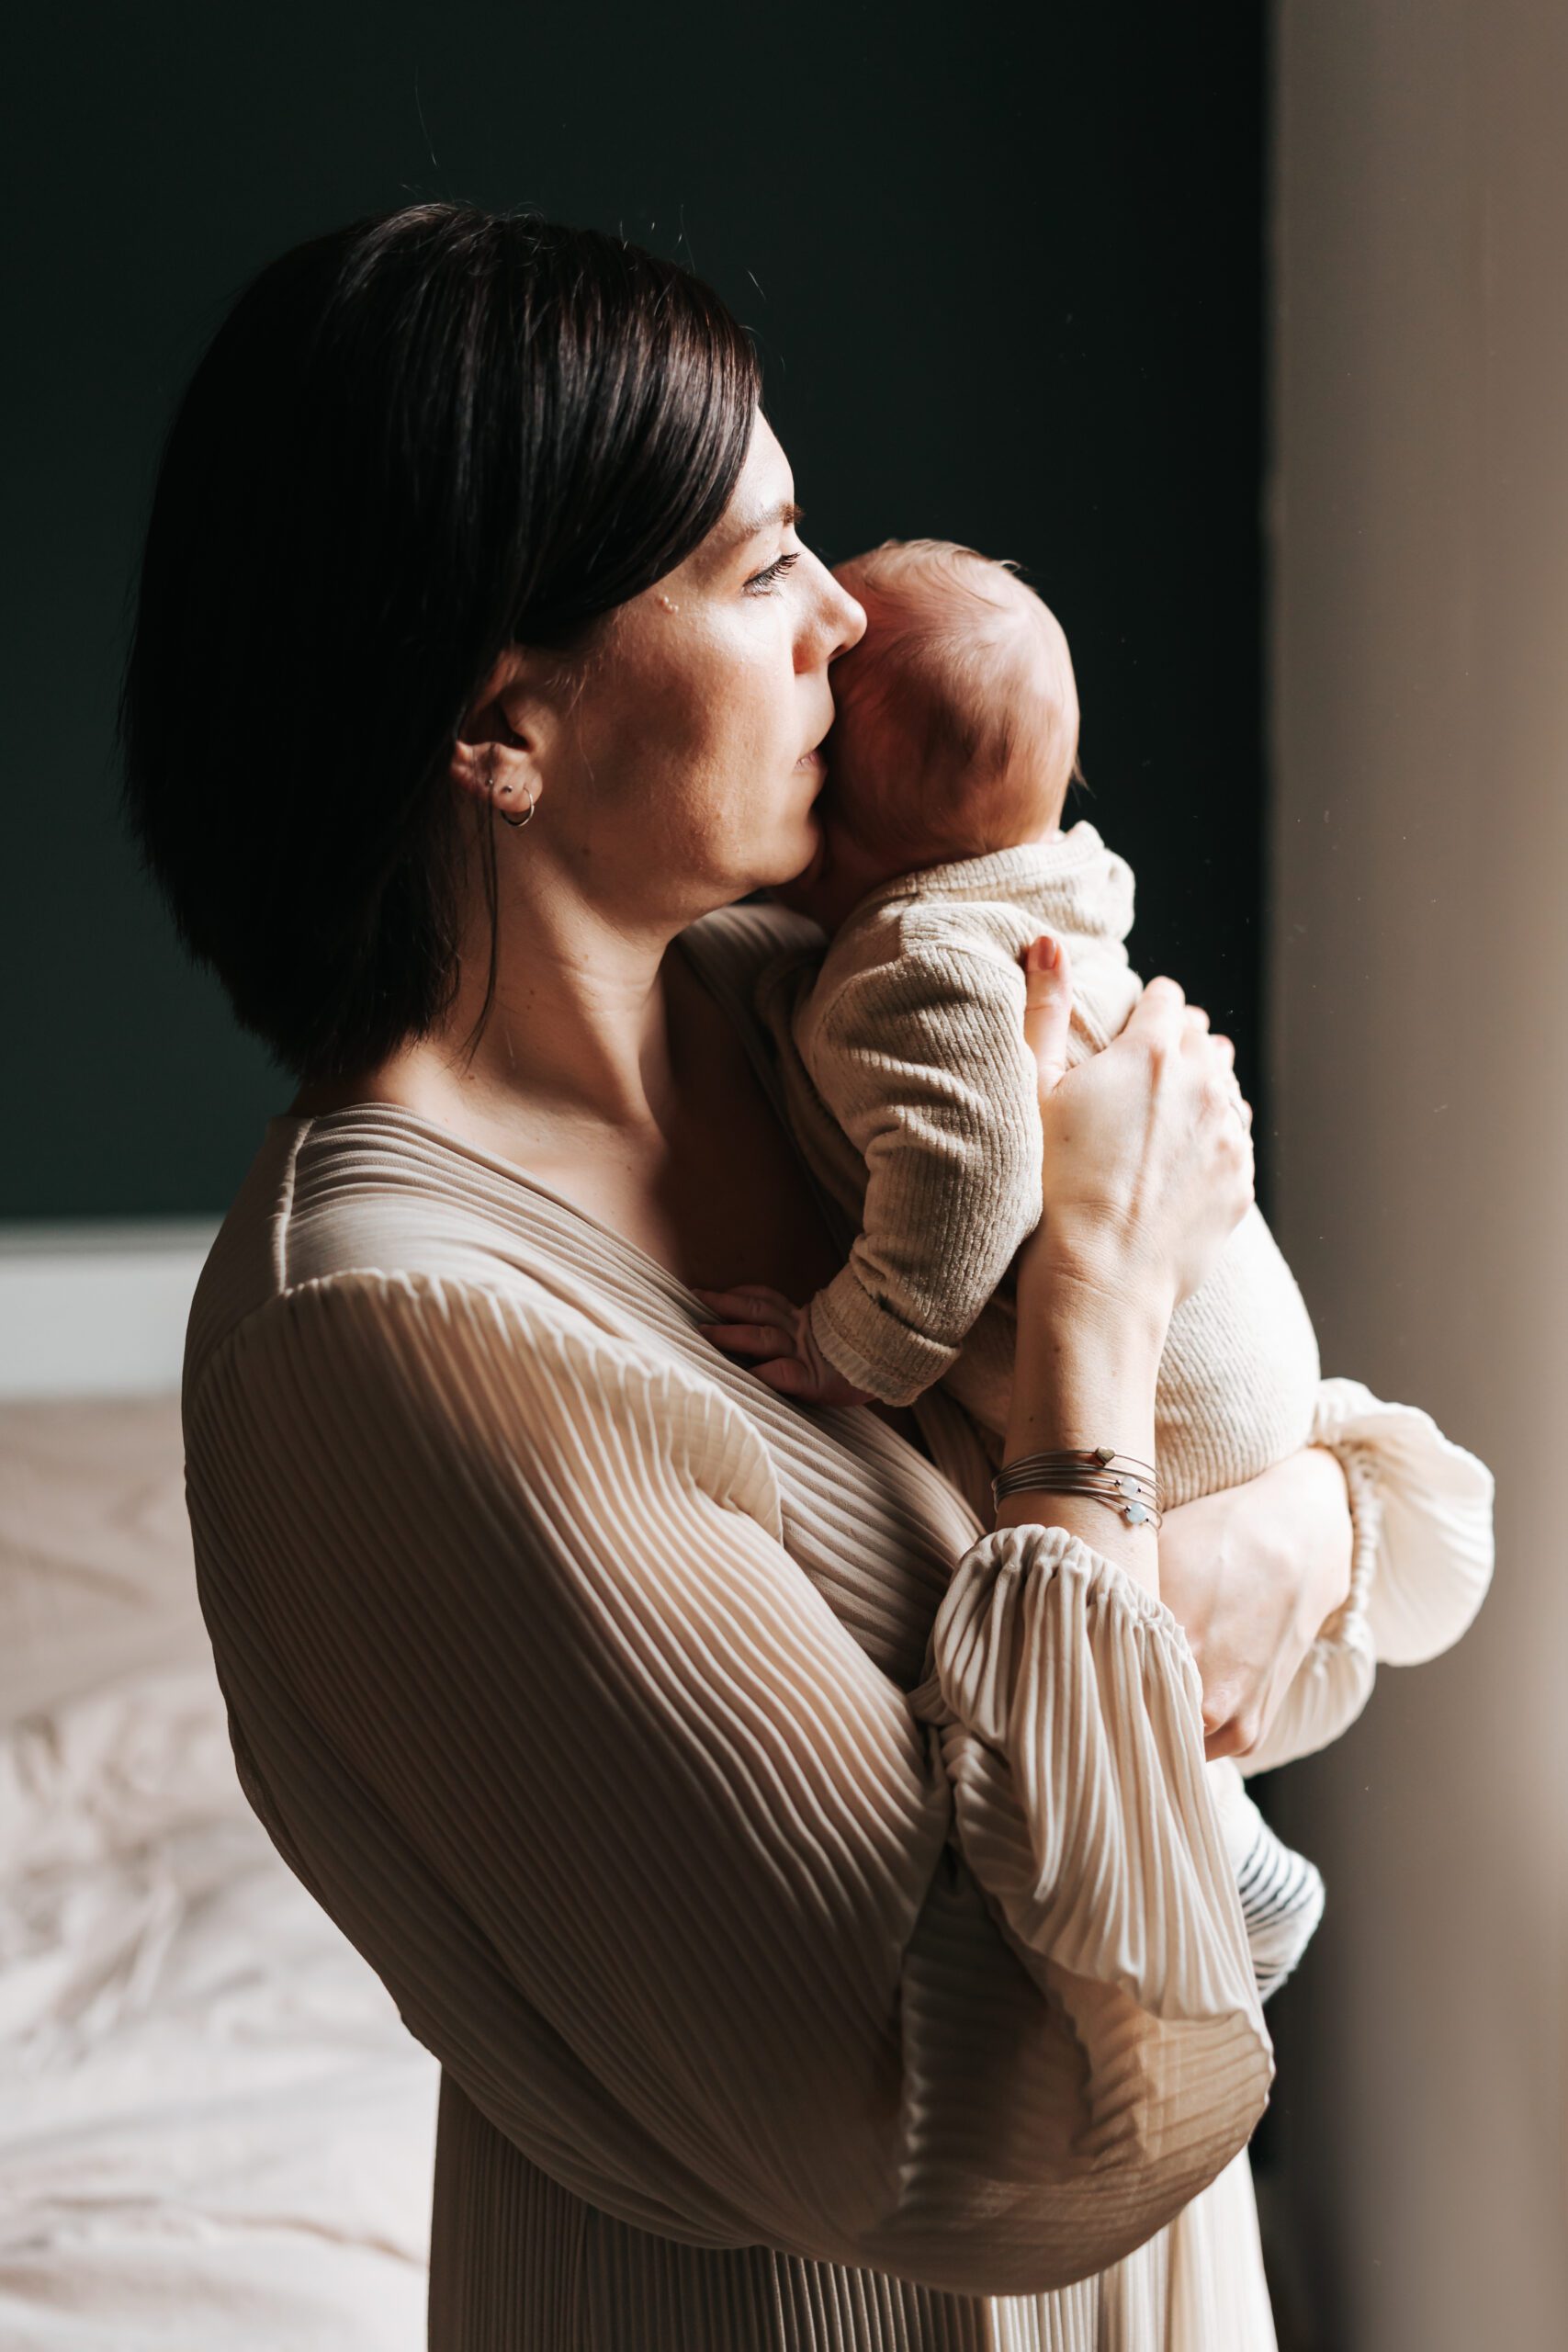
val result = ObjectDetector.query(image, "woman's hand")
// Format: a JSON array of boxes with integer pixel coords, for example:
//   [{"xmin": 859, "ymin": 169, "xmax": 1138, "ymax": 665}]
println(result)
[
  {"xmin": 1156, "ymin": 1445, "xmax": 1356, "ymax": 1759},
  {"xmin": 1017, "ymin": 934, "xmax": 1256, "ymax": 1325}
]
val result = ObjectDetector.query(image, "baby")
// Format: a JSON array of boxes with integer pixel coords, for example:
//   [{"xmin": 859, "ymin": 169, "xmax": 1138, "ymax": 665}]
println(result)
[
  {"xmin": 725, "ymin": 537, "xmax": 1493, "ymax": 2000},
  {"xmin": 760, "ymin": 539, "xmax": 1325, "ymax": 1487}
]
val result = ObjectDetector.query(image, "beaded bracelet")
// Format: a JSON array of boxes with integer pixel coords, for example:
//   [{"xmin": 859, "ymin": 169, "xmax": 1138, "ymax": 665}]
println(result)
[{"xmin": 991, "ymin": 1444, "xmax": 1164, "ymax": 1530}]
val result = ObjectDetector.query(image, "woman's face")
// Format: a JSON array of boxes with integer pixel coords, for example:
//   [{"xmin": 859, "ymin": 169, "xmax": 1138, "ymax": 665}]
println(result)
[{"xmin": 510, "ymin": 412, "xmax": 867, "ymax": 924}]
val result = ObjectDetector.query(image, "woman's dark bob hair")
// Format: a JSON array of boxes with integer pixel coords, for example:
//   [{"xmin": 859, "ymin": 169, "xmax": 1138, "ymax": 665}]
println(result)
[{"xmin": 118, "ymin": 203, "xmax": 761, "ymax": 1082}]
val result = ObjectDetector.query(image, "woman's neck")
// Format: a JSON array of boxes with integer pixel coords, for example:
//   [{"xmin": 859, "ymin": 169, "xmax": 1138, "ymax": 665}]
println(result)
[{"xmin": 287, "ymin": 917, "xmax": 704, "ymax": 1155}]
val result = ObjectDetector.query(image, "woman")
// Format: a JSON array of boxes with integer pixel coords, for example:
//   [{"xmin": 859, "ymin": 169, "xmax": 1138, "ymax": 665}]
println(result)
[{"xmin": 123, "ymin": 203, "xmax": 1377, "ymax": 2347}]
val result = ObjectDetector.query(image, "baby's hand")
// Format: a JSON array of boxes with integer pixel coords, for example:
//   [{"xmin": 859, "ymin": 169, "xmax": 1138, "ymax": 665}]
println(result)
[{"xmin": 689, "ymin": 1284, "xmax": 878, "ymax": 1407}]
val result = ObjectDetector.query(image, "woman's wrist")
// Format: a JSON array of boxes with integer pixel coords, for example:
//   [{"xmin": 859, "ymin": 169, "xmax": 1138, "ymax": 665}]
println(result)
[
  {"xmin": 1016, "ymin": 1231, "xmax": 1177, "ymax": 1356},
  {"xmin": 1007, "ymin": 1248, "xmax": 1169, "ymax": 1453},
  {"xmin": 996, "ymin": 1253, "xmax": 1169, "ymax": 1593}
]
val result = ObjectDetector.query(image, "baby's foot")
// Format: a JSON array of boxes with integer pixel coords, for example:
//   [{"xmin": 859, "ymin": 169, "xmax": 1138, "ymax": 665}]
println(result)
[{"xmin": 690, "ymin": 1283, "xmax": 878, "ymax": 1407}]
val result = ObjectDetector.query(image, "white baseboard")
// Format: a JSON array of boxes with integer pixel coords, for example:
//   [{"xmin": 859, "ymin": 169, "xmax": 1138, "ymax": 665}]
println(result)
[{"xmin": 0, "ymin": 1221, "xmax": 220, "ymax": 1399}]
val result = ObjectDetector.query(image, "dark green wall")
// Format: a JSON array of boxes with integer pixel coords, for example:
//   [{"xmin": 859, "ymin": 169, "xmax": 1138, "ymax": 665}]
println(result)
[{"xmin": 3, "ymin": 2, "xmax": 1266, "ymax": 1221}]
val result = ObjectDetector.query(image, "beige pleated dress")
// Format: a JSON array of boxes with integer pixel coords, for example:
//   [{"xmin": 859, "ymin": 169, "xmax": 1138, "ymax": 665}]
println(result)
[{"xmin": 180, "ymin": 897, "xmax": 1490, "ymax": 2350}]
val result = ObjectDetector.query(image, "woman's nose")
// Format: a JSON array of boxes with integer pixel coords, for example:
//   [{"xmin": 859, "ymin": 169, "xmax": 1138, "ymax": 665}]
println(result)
[
  {"xmin": 811, "ymin": 570, "xmax": 866, "ymax": 667},
  {"xmin": 795, "ymin": 548, "xmax": 866, "ymax": 673},
  {"xmin": 833, "ymin": 580, "xmax": 868, "ymax": 657}
]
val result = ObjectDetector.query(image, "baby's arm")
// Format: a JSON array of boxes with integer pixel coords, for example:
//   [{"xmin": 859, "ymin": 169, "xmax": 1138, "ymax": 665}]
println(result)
[
  {"xmin": 695, "ymin": 940, "xmax": 1043, "ymax": 1408},
  {"xmin": 795, "ymin": 941, "xmax": 1044, "ymax": 1407},
  {"xmin": 1207, "ymin": 1757, "xmax": 1325, "ymax": 2002}
]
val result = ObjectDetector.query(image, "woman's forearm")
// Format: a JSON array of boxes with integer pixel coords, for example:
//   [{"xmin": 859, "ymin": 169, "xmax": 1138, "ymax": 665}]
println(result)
[
  {"xmin": 993, "ymin": 1256, "xmax": 1170, "ymax": 1597},
  {"xmin": 1153, "ymin": 1442, "xmax": 1359, "ymax": 1760}
]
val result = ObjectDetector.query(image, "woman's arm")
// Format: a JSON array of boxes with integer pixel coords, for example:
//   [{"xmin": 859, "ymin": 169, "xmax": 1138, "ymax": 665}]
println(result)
[
  {"xmin": 1156, "ymin": 1443, "xmax": 1362, "ymax": 1760},
  {"xmin": 186, "ymin": 1267, "xmax": 1269, "ymax": 2303}
]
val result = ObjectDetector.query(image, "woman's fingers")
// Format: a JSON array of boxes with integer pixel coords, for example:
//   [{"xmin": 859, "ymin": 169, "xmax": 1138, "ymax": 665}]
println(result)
[
  {"xmin": 1123, "ymin": 973, "xmax": 1187, "ymax": 1035},
  {"xmin": 1200, "ymin": 1033, "xmax": 1252, "ymax": 1128},
  {"xmin": 1020, "ymin": 932, "xmax": 1075, "ymax": 1098}
]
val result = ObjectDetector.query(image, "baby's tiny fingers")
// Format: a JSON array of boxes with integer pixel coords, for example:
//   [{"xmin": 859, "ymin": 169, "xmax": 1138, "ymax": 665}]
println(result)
[
  {"xmin": 691, "ymin": 1283, "xmax": 795, "ymax": 1317},
  {"xmin": 696, "ymin": 1318, "xmax": 798, "ymax": 1360},
  {"xmin": 751, "ymin": 1357, "xmax": 817, "ymax": 1397}
]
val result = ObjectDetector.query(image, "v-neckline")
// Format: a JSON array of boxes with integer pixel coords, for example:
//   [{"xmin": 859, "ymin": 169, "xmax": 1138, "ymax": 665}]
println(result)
[
  {"xmin": 265, "ymin": 916, "xmax": 959, "ymax": 1483},
  {"xmin": 268, "ymin": 918, "xmax": 852, "ymax": 1325}
]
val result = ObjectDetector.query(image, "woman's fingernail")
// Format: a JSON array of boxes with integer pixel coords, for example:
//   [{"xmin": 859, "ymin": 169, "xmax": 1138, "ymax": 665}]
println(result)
[{"xmin": 1028, "ymin": 935, "xmax": 1058, "ymax": 972}]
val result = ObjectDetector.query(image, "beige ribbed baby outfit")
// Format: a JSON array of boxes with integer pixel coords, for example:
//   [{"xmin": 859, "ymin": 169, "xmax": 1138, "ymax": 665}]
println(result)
[
  {"xmin": 753, "ymin": 822, "xmax": 1345, "ymax": 1997},
  {"xmin": 751, "ymin": 820, "xmax": 1496, "ymax": 1993},
  {"xmin": 753, "ymin": 822, "xmax": 1322, "ymax": 1505},
  {"xmin": 182, "ymin": 896, "xmax": 1493, "ymax": 2352}
]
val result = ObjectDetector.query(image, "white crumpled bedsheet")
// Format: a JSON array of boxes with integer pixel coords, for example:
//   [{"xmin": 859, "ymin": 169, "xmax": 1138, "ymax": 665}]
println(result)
[{"xmin": 0, "ymin": 1394, "xmax": 438, "ymax": 2351}]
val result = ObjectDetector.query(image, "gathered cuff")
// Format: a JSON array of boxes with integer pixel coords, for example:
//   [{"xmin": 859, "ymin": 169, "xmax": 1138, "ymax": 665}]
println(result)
[
  {"xmin": 1308, "ymin": 1375, "xmax": 1495, "ymax": 1666},
  {"xmin": 808, "ymin": 1269, "xmax": 962, "ymax": 1408},
  {"xmin": 1235, "ymin": 1440, "xmax": 1382, "ymax": 1778}
]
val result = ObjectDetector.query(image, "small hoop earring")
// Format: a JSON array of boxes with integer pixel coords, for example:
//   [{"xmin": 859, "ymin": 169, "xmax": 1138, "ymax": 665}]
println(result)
[{"xmin": 490, "ymin": 761, "xmax": 537, "ymax": 831}]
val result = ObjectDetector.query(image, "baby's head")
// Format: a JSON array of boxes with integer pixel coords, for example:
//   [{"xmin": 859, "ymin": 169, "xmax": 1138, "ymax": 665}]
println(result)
[{"xmin": 825, "ymin": 538, "xmax": 1080, "ymax": 870}]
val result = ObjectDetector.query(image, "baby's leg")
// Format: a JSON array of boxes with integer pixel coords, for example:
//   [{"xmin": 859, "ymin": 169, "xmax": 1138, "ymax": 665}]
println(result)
[{"xmin": 1206, "ymin": 1755, "xmax": 1325, "ymax": 2002}]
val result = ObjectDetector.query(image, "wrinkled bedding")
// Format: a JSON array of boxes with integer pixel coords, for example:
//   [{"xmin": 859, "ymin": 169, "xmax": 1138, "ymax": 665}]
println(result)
[{"xmin": 0, "ymin": 1395, "xmax": 438, "ymax": 2350}]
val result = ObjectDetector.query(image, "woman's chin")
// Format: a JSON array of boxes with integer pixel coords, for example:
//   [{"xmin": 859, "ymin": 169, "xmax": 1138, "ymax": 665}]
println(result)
[{"xmin": 765, "ymin": 841, "xmax": 829, "ymax": 919}]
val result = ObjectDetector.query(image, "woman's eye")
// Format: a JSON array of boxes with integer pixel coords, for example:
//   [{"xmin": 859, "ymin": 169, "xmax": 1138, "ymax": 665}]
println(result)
[{"xmin": 744, "ymin": 550, "xmax": 802, "ymax": 596}]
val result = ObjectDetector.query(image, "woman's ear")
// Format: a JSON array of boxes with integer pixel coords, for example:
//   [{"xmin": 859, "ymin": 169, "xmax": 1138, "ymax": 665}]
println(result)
[{"xmin": 448, "ymin": 644, "xmax": 562, "ymax": 819}]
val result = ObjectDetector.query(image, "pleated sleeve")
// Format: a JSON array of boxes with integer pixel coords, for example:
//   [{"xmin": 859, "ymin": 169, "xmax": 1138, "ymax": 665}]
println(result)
[{"xmin": 183, "ymin": 1269, "xmax": 1271, "ymax": 2300}]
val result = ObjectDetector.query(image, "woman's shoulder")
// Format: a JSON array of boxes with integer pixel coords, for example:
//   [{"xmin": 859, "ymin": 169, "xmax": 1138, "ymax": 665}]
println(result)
[
  {"xmin": 182, "ymin": 897, "xmax": 820, "ymax": 1409},
  {"xmin": 179, "ymin": 1114, "xmax": 792, "ymax": 1550},
  {"xmin": 181, "ymin": 1103, "xmax": 644, "ymax": 1410}
]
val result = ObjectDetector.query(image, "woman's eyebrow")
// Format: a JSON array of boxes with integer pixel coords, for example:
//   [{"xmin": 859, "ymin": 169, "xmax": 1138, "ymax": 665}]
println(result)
[{"xmin": 726, "ymin": 498, "xmax": 805, "ymax": 548}]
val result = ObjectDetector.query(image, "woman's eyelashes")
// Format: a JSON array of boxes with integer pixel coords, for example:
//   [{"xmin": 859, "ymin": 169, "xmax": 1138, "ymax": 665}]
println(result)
[{"xmin": 743, "ymin": 549, "xmax": 802, "ymax": 595}]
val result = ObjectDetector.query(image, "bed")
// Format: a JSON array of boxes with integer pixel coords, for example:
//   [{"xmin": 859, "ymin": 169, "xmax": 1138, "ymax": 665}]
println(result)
[{"xmin": 0, "ymin": 1228, "xmax": 438, "ymax": 2348}]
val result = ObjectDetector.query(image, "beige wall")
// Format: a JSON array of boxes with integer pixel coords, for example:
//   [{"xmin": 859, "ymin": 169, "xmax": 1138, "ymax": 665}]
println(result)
[{"xmin": 1269, "ymin": 3, "xmax": 1568, "ymax": 2345}]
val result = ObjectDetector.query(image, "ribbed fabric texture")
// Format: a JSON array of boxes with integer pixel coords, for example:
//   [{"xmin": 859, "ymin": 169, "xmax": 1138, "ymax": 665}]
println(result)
[
  {"xmin": 750, "ymin": 824, "xmax": 1495, "ymax": 1791},
  {"xmin": 181, "ymin": 899, "xmax": 1290, "ymax": 2351},
  {"xmin": 1206, "ymin": 1758, "xmax": 1325, "ymax": 2003},
  {"xmin": 751, "ymin": 822, "xmax": 1324, "ymax": 1508},
  {"xmin": 752, "ymin": 827, "xmax": 1333, "ymax": 2009}
]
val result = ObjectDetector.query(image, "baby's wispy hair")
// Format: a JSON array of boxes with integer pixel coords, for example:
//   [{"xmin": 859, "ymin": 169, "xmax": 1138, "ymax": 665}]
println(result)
[{"xmin": 828, "ymin": 537, "xmax": 1083, "ymax": 857}]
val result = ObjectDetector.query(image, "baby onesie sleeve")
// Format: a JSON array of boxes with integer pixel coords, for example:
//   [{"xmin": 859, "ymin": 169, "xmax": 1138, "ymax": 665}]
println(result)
[
  {"xmin": 1236, "ymin": 1376, "xmax": 1495, "ymax": 1778},
  {"xmin": 183, "ymin": 1268, "xmax": 1272, "ymax": 2301},
  {"xmin": 1205, "ymin": 1757, "xmax": 1325, "ymax": 2001},
  {"xmin": 800, "ymin": 943, "xmax": 1043, "ymax": 1407}
]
